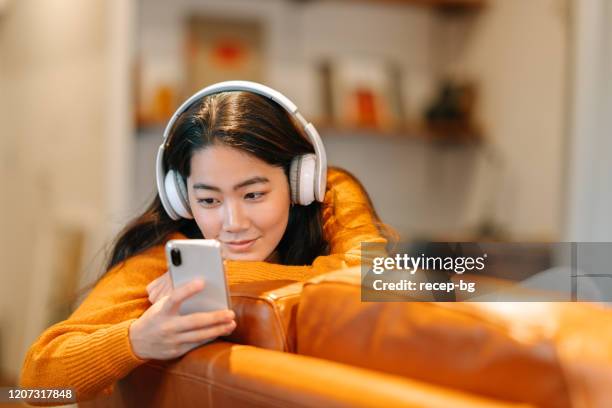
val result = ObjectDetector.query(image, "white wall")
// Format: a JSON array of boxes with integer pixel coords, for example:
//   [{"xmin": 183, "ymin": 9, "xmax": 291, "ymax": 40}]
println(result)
[
  {"xmin": 566, "ymin": 0, "xmax": 612, "ymax": 241},
  {"xmin": 0, "ymin": 0, "xmax": 134, "ymax": 380},
  {"xmin": 440, "ymin": 0, "xmax": 569, "ymax": 239}
]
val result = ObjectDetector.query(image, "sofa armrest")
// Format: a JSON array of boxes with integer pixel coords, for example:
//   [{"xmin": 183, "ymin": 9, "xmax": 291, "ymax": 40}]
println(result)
[
  {"xmin": 79, "ymin": 341, "xmax": 530, "ymax": 408},
  {"xmin": 227, "ymin": 280, "xmax": 302, "ymax": 352}
]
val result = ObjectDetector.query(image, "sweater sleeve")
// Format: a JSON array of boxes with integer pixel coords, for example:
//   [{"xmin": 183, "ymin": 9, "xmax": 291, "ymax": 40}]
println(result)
[
  {"xmin": 224, "ymin": 168, "xmax": 388, "ymax": 285},
  {"xmin": 19, "ymin": 242, "xmax": 170, "ymax": 403}
]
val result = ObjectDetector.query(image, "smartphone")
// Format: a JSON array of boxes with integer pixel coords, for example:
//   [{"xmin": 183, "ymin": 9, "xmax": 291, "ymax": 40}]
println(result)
[{"xmin": 165, "ymin": 239, "xmax": 232, "ymax": 316}]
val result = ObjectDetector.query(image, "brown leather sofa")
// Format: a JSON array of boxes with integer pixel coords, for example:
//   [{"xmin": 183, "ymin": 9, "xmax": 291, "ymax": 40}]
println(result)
[{"xmin": 80, "ymin": 267, "xmax": 612, "ymax": 408}]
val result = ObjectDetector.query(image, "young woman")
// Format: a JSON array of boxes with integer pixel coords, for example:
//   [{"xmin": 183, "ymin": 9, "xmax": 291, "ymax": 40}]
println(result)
[{"xmin": 20, "ymin": 81, "xmax": 389, "ymax": 401}]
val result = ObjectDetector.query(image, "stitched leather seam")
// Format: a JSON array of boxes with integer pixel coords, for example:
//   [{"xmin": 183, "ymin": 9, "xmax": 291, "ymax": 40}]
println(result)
[{"xmin": 231, "ymin": 289, "xmax": 302, "ymax": 300}]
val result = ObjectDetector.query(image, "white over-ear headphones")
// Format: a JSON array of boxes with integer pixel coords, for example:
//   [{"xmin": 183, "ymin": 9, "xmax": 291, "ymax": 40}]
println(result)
[{"xmin": 156, "ymin": 80, "xmax": 328, "ymax": 220}]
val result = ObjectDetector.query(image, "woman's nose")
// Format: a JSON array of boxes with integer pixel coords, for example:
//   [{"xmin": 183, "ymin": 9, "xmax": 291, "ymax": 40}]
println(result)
[{"xmin": 222, "ymin": 201, "xmax": 249, "ymax": 232}]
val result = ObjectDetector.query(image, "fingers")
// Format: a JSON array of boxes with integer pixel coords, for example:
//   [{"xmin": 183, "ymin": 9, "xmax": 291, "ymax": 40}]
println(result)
[
  {"xmin": 148, "ymin": 283, "xmax": 161, "ymax": 304},
  {"xmin": 175, "ymin": 320, "xmax": 236, "ymax": 344},
  {"xmin": 148, "ymin": 281, "xmax": 165, "ymax": 304},
  {"xmin": 174, "ymin": 309, "xmax": 235, "ymax": 332},
  {"xmin": 146, "ymin": 278, "xmax": 161, "ymax": 297},
  {"xmin": 147, "ymin": 272, "xmax": 170, "ymax": 304},
  {"xmin": 163, "ymin": 279, "xmax": 205, "ymax": 314}
]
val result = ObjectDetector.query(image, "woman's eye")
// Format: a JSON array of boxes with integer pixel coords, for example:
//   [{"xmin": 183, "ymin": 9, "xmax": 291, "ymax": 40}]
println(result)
[
  {"xmin": 245, "ymin": 192, "xmax": 266, "ymax": 201},
  {"xmin": 196, "ymin": 198, "xmax": 220, "ymax": 207}
]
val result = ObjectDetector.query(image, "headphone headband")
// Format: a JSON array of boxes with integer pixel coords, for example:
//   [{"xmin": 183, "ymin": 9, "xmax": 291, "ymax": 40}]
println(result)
[{"xmin": 156, "ymin": 80, "xmax": 327, "ymax": 219}]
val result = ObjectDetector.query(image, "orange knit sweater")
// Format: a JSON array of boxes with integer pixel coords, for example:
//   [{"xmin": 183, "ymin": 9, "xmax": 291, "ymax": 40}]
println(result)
[{"xmin": 20, "ymin": 168, "xmax": 387, "ymax": 402}]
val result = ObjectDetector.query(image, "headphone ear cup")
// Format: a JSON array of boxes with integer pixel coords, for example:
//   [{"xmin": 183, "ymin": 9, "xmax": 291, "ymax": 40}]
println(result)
[
  {"xmin": 289, "ymin": 156, "xmax": 301, "ymax": 204},
  {"xmin": 290, "ymin": 154, "xmax": 316, "ymax": 206},
  {"xmin": 164, "ymin": 170, "xmax": 193, "ymax": 219},
  {"xmin": 174, "ymin": 170, "xmax": 191, "ymax": 215}
]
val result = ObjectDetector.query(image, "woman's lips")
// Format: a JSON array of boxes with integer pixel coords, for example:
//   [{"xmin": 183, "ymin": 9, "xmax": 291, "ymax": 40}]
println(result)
[{"xmin": 222, "ymin": 238, "xmax": 259, "ymax": 252}]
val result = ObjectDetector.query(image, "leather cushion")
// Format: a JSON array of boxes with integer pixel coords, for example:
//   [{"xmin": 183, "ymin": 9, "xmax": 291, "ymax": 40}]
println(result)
[{"xmin": 296, "ymin": 268, "xmax": 573, "ymax": 408}]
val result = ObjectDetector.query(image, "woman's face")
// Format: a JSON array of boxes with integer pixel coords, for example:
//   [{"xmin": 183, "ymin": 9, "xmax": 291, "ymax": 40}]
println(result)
[{"xmin": 186, "ymin": 144, "xmax": 291, "ymax": 261}]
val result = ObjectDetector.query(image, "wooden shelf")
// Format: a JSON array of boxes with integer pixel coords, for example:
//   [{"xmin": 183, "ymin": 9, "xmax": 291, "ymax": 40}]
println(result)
[
  {"xmin": 315, "ymin": 122, "xmax": 484, "ymax": 146},
  {"xmin": 136, "ymin": 118, "xmax": 484, "ymax": 147},
  {"xmin": 422, "ymin": 0, "xmax": 485, "ymax": 11},
  {"xmin": 322, "ymin": 0, "xmax": 486, "ymax": 12},
  {"xmin": 136, "ymin": 121, "xmax": 484, "ymax": 147}
]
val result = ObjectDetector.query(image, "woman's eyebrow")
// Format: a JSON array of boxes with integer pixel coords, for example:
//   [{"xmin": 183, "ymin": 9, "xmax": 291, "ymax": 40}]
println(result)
[
  {"xmin": 192, "ymin": 176, "xmax": 269, "ymax": 192},
  {"xmin": 233, "ymin": 176, "xmax": 269, "ymax": 190}
]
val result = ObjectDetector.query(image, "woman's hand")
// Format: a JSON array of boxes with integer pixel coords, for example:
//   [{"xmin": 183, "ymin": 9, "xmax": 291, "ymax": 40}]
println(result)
[
  {"xmin": 129, "ymin": 279, "xmax": 236, "ymax": 360},
  {"xmin": 147, "ymin": 271, "xmax": 173, "ymax": 304}
]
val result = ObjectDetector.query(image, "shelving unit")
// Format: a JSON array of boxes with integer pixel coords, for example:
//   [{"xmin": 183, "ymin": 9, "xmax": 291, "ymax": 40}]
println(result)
[{"xmin": 133, "ymin": 0, "xmax": 497, "ymax": 243}]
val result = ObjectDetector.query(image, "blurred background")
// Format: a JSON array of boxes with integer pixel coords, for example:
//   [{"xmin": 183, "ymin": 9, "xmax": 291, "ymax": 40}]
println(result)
[{"xmin": 1, "ymin": 0, "xmax": 611, "ymax": 388}]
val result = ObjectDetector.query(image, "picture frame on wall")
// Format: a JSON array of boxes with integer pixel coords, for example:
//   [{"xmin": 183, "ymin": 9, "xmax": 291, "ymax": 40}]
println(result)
[
  {"xmin": 135, "ymin": 15, "xmax": 265, "ymax": 128},
  {"xmin": 185, "ymin": 15, "xmax": 264, "ymax": 95},
  {"xmin": 323, "ymin": 58, "xmax": 401, "ymax": 132}
]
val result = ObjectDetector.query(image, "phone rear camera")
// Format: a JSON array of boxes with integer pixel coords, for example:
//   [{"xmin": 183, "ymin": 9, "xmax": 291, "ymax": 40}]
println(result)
[{"xmin": 170, "ymin": 248, "xmax": 182, "ymax": 266}]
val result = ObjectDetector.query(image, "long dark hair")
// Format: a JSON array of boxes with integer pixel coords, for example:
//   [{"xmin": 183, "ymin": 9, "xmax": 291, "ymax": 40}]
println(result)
[{"xmin": 105, "ymin": 91, "xmax": 329, "ymax": 273}]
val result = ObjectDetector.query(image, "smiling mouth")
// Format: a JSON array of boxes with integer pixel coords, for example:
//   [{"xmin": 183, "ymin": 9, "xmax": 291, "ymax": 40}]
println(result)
[{"xmin": 222, "ymin": 238, "xmax": 259, "ymax": 252}]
